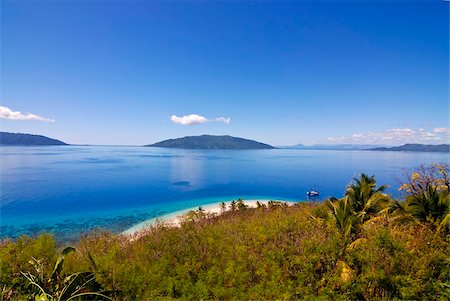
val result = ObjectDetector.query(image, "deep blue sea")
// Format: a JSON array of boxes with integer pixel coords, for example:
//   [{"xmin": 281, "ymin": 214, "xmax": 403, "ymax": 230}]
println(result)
[{"xmin": 1, "ymin": 146, "xmax": 448, "ymax": 241}]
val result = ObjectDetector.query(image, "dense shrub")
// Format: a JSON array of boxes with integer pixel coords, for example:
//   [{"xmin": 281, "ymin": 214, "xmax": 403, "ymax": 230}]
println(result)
[
  {"xmin": 2, "ymin": 166, "xmax": 449, "ymax": 300},
  {"xmin": 1, "ymin": 203, "xmax": 449, "ymax": 300}
]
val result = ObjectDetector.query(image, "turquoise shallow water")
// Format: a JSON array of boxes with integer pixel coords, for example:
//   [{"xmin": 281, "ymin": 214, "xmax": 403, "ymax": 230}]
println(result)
[{"xmin": 0, "ymin": 145, "xmax": 448, "ymax": 241}]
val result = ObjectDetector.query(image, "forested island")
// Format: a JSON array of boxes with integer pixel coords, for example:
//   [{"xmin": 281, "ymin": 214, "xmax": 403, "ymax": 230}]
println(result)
[
  {"xmin": 1, "ymin": 163, "xmax": 448, "ymax": 300},
  {"xmin": 0, "ymin": 132, "xmax": 67, "ymax": 146},
  {"xmin": 369, "ymin": 143, "xmax": 450, "ymax": 152},
  {"xmin": 283, "ymin": 143, "xmax": 450, "ymax": 152},
  {"xmin": 283, "ymin": 144, "xmax": 386, "ymax": 150},
  {"xmin": 147, "ymin": 135, "xmax": 275, "ymax": 150}
]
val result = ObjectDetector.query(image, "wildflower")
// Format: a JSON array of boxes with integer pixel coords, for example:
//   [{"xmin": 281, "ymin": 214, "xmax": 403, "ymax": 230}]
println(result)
[{"xmin": 399, "ymin": 183, "xmax": 409, "ymax": 191}]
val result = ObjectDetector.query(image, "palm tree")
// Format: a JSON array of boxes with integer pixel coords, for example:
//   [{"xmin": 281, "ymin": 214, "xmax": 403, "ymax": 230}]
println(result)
[
  {"xmin": 256, "ymin": 201, "xmax": 267, "ymax": 209},
  {"xmin": 327, "ymin": 196, "xmax": 355, "ymax": 245},
  {"xmin": 219, "ymin": 202, "xmax": 226, "ymax": 213},
  {"xmin": 236, "ymin": 198, "xmax": 247, "ymax": 210},
  {"xmin": 346, "ymin": 174, "xmax": 389, "ymax": 222},
  {"xmin": 326, "ymin": 196, "xmax": 357, "ymax": 283},
  {"xmin": 397, "ymin": 164, "xmax": 450, "ymax": 233},
  {"xmin": 229, "ymin": 200, "xmax": 236, "ymax": 211},
  {"xmin": 406, "ymin": 185, "xmax": 450, "ymax": 231},
  {"xmin": 196, "ymin": 206, "xmax": 206, "ymax": 219}
]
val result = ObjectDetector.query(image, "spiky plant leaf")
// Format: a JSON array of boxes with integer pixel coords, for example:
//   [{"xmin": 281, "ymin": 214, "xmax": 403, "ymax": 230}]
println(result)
[{"xmin": 51, "ymin": 247, "xmax": 76, "ymax": 281}]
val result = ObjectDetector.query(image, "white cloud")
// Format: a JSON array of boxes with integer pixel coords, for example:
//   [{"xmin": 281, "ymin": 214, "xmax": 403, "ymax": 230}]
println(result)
[
  {"xmin": 171, "ymin": 114, "xmax": 207, "ymax": 125},
  {"xmin": 170, "ymin": 114, "xmax": 231, "ymax": 126},
  {"xmin": 0, "ymin": 106, "xmax": 54, "ymax": 122},
  {"xmin": 433, "ymin": 127, "xmax": 450, "ymax": 134},
  {"xmin": 326, "ymin": 127, "xmax": 450, "ymax": 145},
  {"xmin": 215, "ymin": 117, "xmax": 231, "ymax": 124}
]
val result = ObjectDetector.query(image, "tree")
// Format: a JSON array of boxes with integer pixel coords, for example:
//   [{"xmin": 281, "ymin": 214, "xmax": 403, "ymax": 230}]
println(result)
[
  {"xmin": 326, "ymin": 196, "xmax": 357, "ymax": 284},
  {"xmin": 236, "ymin": 198, "xmax": 247, "ymax": 210},
  {"xmin": 268, "ymin": 201, "xmax": 284, "ymax": 210},
  {"xmin": 327, "ymin": 197, "xmax": 355, "ymax": 246},
  {"xmin": 256, "ymin": 201, "xmax": 267, "ymax": 209},
  {"xmin": 219, "ymin": 202, "xmax": 226, "ymax": 213},
  {"xmin": 229, "ymin": 200, "xmax": 237, "ymax": 212},
  {"xmin": 345, "ymin": 173, "xmax": 389, "ymax": 222},
  {"xmin": 399, "ymin": 164, "xmax": 450, "ymax": 233}
]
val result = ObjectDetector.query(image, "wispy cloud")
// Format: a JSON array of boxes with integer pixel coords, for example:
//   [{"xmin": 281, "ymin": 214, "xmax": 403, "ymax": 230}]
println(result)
[
  {"xmin": 326, "ymin": 127, "xmax": 450, "ymax": 145},
  {"xmin": 433, "ymin": 127, "xmax": 450, "ymax": 134},
  {"xmin": 0, "ymin": 106, "xmax": 55, "ymax": 122},
  {"xmin": 170, "ymin": 114, "xmax": 231, "ymax": 126},
  {"xmin": 215, "ymin": 117, "xmax": 231, "ymax": 124}
]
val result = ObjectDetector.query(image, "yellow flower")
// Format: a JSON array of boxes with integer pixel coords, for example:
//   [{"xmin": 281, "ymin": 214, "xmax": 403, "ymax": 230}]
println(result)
[
  {"xmin": 399, "ymin": 183, "xmax": 409, "ymax": 191},
  {"xmin": 435, "ymin": 164, "xmax": 448, "ymax": 175},
  {"xmin": 412, "ymin": 172, "xmax": 420, "ymax": 180},
  {"xmin": 437, "ymin": 185, "xmax": 448, "ymax": 192}
]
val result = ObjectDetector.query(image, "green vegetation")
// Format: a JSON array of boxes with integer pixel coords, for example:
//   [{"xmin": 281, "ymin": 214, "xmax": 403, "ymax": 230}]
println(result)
[
  {"xmin": 369, "ymin": 143, "xmax": 450, "ymax": 153},
  {"xmin": 1, "ymin": 164, "xmax": 449, "ymax": 300},
  {"xmin": 147, "ymin": 135, "xmax": 275, "ymax": 149},
  {"xmin": 0, "ymin": 132, "xmax": 67, "ymax": 146},
  {"xmin": 20, "ymin": 246, "xmax": 110, "ymax": 301}
]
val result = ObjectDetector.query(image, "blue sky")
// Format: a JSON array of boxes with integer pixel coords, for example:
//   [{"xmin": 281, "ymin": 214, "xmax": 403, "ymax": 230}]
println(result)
[{"xmin": 1, "ymin": 1, "xmax": 448, "ymax": 146}]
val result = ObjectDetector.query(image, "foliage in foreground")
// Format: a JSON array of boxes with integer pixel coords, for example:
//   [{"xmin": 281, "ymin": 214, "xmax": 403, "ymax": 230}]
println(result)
[
  {"xmin": 0, "ymin": 241, "xmax": 109, "ymax": 301},
  {"xmin": 1, "ymin": 164, "xmax": 449, "ymax": 300}
]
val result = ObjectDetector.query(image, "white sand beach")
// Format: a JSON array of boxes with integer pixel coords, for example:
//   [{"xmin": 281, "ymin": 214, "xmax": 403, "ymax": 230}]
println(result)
[{"xmin": 122, "ymin": 199, "xmax": 296, "ymax": 237}]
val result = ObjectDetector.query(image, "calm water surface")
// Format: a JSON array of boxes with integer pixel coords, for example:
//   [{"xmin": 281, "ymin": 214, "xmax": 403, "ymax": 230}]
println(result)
[{"xmin": 1, "ymin": 146, "xmax": 448, "ymax": 241}]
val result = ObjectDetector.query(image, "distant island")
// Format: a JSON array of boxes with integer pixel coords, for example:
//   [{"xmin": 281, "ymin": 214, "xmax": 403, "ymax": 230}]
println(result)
[
  {"xmin": 280, "ymin": 143, "xmax": 450, "ymax": 152},
  {"xmin": 282, "ymin": 144, "xmax": 389, "ymax": 150},
  {"xmin": 368, "ymin": 143, "xmax": 450, "ymax": 153},
  {"xmin": 0, "ymin": 132, "xmax": 67, "ymax": 146},
  {"xmin": 147, "ymin": 135, "xmax": 275, "ymax": 150}
]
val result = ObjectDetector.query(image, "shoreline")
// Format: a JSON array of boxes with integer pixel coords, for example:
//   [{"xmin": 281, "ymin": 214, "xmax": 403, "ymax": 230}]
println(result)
[{"xmin": 122, "ymin": 199, "xmax": 297, "ymax": 236}]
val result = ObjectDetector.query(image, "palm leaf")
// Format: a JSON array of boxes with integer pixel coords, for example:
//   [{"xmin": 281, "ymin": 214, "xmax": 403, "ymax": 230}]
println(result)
[
  {"xmin": 51, "ymin": 247, "xmax": 76, "ymax": 280},
  {"xmin": 347, "ymin": 237, "xmax": 367, "ymax": 250},
  {"xmin": 65, "ymin": 292, "xmax": 111, "ymax": 301},
  {"xmin": 437, "ymin": 213, "xmax": 450, "ymax": 234},
  {"xmin": 59, "ymin": 272, "xmax": 94, "ymax": 301},
  {"xmin": 21, "ymin": 272, "xmax": 49, "ymax": 299}
]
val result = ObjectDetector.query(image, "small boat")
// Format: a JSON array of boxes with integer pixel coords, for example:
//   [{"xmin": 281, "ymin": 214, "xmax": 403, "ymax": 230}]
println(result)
[{"xmin": 306, "ymin": 190, "xmax": 320, "ymax": 196}]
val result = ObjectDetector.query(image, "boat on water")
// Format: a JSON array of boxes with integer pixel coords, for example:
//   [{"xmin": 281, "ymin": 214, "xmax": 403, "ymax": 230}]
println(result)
[{"xmin": 306, "ymin": 190, "xmax": 320, "ymax": 196}]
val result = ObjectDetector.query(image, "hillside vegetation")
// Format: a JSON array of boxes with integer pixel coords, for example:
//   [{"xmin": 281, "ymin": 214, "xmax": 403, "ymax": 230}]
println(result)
[
  {"xmin": 369, "ymin": 143, "xmax": 450, "ymax": 153},
  {"xmin": 1, "ymin": 164, "xmax": 449, "ymax": 300},
  {"xmin": 147, "ymin": 135, "xmax": 275, "ymax": 150},
  {"xmin": 0, "ymin": 132, "xmax": 67, "ymax": 146}
]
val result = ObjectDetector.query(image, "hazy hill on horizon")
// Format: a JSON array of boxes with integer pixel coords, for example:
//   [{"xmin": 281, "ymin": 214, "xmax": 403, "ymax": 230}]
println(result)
[
  {"xmin": 368, "ymin": 143, "xmax": 450, "ymax": 153},
  {"xmin": 281, "ymin": 143, "xmax": 390, "ymax": 150},
  {"xmin": 0, "ymin": 132, "xmax": 67, "ymax": 146},
  {"xmin": 147, "ymin": 135, "xmax": 275, "ymax": 150},
  {"xmin": 1, "ymin": 132, "xmax": 447, "ymax": 152},
  {"xmin": 281, "ymin": 143, "xmax": 450, "ymax": 152}
]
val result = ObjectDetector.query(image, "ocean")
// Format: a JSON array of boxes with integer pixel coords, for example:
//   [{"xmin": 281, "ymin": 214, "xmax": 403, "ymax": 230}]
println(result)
[{"xmin": 1, "ymin": 145, "xmax": 447, "ymax": 241}]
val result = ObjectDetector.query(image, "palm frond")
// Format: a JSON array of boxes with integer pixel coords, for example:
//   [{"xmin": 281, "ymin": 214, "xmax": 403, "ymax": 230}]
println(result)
[{"xmin": 347, "ymin": 237, "xmax": 367, "ymax": 251}]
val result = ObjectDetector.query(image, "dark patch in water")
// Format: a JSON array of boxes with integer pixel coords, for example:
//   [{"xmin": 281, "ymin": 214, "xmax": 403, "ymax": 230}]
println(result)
[
  {"xmin": 195, "ymin": 155, "xmax": 231, "ymax": 160},
  {"xmin": 172, "ymin": 181, "xmax": 190, "ymax": 187},
  {"xmin": 130, "ymin": 154, "xmax": 182, "ymax": 158},
  {"xmin": 0, "ymin": 153, "xmax": 30, "ymax": 156},
  {"xmin": 30, "ymin": 152, "xmax": 66, "ymax": 156},
  {"xmin": 53, "ymin": 158, "xmax": 125, "ymax": 164},
  {"xmin": 82, "ymin": 158, "xmax": 125, "ymax": 163}
]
